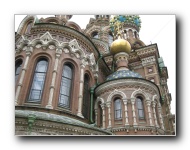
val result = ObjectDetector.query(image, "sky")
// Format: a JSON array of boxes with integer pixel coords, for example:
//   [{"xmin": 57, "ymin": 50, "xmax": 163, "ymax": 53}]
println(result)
[{"xmin": 15, "ymin": 15, "xmax": 176, "ymax": 114}]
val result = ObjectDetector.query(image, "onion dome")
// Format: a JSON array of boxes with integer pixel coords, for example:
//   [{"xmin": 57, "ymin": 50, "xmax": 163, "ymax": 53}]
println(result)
[
  {"xmin": 110, "ymin": 39, "xmax": 131, "ymax": 55},
  {"xmin": 110, "ymin": 15, "xmax": 141, "ymax": 33},
  {"xmin": 106, "ymin": 70, "xmax": 142, "ymax": 81}
]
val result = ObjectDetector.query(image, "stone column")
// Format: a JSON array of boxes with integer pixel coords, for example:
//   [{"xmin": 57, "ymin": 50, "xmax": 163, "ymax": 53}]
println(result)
[
  {"xmin": 46, "ymin": 49, "xmax": 62, "ymax": 109},
  {"xmin": 123, "ymin": 98, "xmax": 129, "ymax": 126},
  {"xmin": 77, "ymin": 64, "xmax": 85, "ymax": 118},
  {"xmin": 101, "ymin": 103, "xmax": 106, "ymax": 129},
  {"xmin": 146, "ymin": 99, "xmax": 153, "ymax": 126},
  {"xmin": 158, "ymin": 103, "xmax": 165, "ymax": 130},
  {"xmin": 15, "ymin": 46, "xmax": 33, "ymax": 105},
  {"xmin": 131, "ymin": 98, "xmax": 137, "ymax": 126},
  {"xmin": 126, "ymin": 30, "xmax": 129, "ymax": 38},
  {"xmin": 152, "ymin": 101, "xmax": 159, "ymax": 127},
  {"xmin": 132, "ymin": 30, "xmax": 135, "ymax": 38},
  {"xmin": 106, "ymin": 101, "xmax": 112, "ymax": 128},
  {"xmin": 95, "ymin": 109, "xmax": 98, "ymax": 126}
]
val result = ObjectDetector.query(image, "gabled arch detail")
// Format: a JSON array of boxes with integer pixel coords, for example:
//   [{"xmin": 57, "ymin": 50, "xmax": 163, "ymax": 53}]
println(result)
[
  {"xmin": 95, "ymin": 97, "xmax": 105, "ymax": 109},
  {"xmin": 107, "ymin": 89, "xmax": 127, "ymax": 103},
  {"xmin": 131, "ymin": 89, "xmax": 149, "ymax": 100},
  {"xmin": 152, "ymin": 94, "xmax": 160, "ymax": 103}
]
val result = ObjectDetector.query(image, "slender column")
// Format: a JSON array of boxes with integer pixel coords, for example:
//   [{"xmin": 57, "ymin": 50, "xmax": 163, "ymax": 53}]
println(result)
[
  {"xmin": 15, "ymin": 46, "xmax": 33, "ymax": 105},
  {"xmin": 152, "ymin": 101, "xmax": 159, "ymax": 127},
  {"xmin": 132, "ymin": 30, "xmax": 135, "ymax": 38},
  {"xmin": 106, "ymin": 101, "xmax": 112, "ymax": 128},
  {"xmin": 146, "ymin": 100, "xmax": 153, "ymax": 126},
  {"xmin": 126, "ymin": 30, "xmax": 129, "ymax": 38},
  {"xmin": 123, "ymin": 99, "xmax": 129, "ymax": 126},
  {"xmin": 77, "ymin": 64, "xmax": 85, "ymax": 118},
  {"xmin": 95, "ymin": 109, "xmax": 98, "ymax": 125},
  {"xmin": 158, "ymin": 103, "xmax": 165, "ymax": 130},
  {"xmin": 46, "ymin": 50, "xmax": 61, "ymax": 109},
  {"xmin": 101, "ymin": 103, "xmax": 106, "ymax": 129},
  {"xmin": 131, "ymin": 98, "xmax": 137, "ymax": 126}
]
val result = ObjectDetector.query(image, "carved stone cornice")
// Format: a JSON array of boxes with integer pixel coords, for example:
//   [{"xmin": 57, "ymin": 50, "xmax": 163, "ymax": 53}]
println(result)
[
  {"xmin": 15, "ymin": 110, "xmax": 112, "ymax": 135},
  {"xmin": 110, "ymin": 126, "xmax": 165, "ymax": 135},
  {"xmin": 16, "ymin": 32, "xmax": 98, "ymax": 73},
  {"xmin": 135, "ymin": 45, "xmax": 157, "ymax": 59},
  {"xmin": 30, "ymin": 24, "xmax": 99, "ymax": 59},
  {"xmin": 95, "ymin": 78, "xmax": 160, "ymax": 97},
  {"xmin": 92, "ymin": 38, "xmax": 109, "ymax": 55}
]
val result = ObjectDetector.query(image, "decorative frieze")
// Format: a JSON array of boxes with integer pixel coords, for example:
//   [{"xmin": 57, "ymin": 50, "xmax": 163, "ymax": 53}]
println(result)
[
  {"xmin": 141, "ymin": 56, "xmax": 156, "ymax": 66},
  {"xmin": 95, "ymin": 78, "xmax": 159, "ymax": 97}
]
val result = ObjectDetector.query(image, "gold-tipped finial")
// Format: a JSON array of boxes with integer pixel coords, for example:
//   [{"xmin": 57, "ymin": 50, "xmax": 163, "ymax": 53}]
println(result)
[
  {"xmin": 110, "ymin": 39, "xmax": 131, "ymax": 55},
  {"xmin": 110, "ymin": 15, "xmax": 131, "ymax": 55}
]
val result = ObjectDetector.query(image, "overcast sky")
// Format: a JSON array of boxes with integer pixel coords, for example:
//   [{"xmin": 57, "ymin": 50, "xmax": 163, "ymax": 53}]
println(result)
[{"xmin": 15, "ymin": 15, "xmax": 176, "ymax": 114}]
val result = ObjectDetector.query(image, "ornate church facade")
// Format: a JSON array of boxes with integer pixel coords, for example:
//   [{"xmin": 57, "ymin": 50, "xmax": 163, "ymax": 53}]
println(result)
[{"xmin": 15, "ymin": 15, "xmax": 175, "ymax": 135}]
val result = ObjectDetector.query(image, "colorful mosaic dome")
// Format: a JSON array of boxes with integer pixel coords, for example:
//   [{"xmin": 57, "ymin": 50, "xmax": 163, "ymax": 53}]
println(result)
[
  {"xmin": 106, "ymin": 70, "xmax": 142, "ymax": 81},
  {"xmin": 110, "ymin": 15, "xmax": 141, "ymax": 33}
]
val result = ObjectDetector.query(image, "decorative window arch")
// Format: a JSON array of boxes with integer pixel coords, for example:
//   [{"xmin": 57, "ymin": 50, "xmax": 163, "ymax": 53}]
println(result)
[
  {"xmin": 82, "ymin": 74, "xmax": 90, "ymax": 119},
  {"xmin": 128, "ymin": 29, "xmax": 133, "ymax": 38},
  {"xmin": 114, "ymin": 97, "xmax": 122, "ymax": 120},
  {"xmin": 28, "ymin": 59, "xmax": 48, "ymax": 102},
  {"xmin": 15, "ymin": 59, "xmax": 23, "ymax": 84},
  {"xmin": 136, "ymin": 96, "xmax": 145, "ymax": 120},
  {"xmin": 108, "ymin": 32, "xmax": 114, "ymax": 46},
  {"xmin": 134, "ymin": 31, "xmax": 138, "ymax": 39},
  {"xmin": 58, "ymin": 64, "xmax": 73, "ymax": 108},
  {"xmin": 95, "ymin": 97, "xmax": 105, "ymax": 127},
  {"xmin": 92, "ymin": 31, "xmax": 99, "ymax": 39}
]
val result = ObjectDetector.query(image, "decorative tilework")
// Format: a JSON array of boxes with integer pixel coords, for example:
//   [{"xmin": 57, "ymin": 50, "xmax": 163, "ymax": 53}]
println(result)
[{"xmin": 106, "ymin": 70, "xmax": 142, "ymax": 81}]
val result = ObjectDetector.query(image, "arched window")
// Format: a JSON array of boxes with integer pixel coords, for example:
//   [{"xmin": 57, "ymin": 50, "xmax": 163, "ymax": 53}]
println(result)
[
  {"xmin": 108, "ymin": 33, "xmax": 113, "ymax": 46},
  {"xmin": 136, "ymin": 97, "xmax": 145, "ymax": 119},
  {"xmin": 82, "ymin": 74, "xmax": 90, "ymax": 119},
  {"xmin": 58, "ymin": 64, "xmax": 73, "ymax": 108},
  {"xmin": 15, "ymin": 60, "xmax": 23, "ymax": 84},
  {"xmin": 134, "ymin": 31, "xmax": 138, "ymax": 39},
  {"xmin": 28, "ymin": 59, "xmax": 48, "ymax": 102},
  {"xmin": 114, "ymin": 98, "xmax": 122, "ymax": 119},
  {"xmin": 25, "ymin": 22, "xmax": 32, "ymax": 34},
  {"xmin": 92, "ymin": 32, "xmax": 99, "ymax": 39}
]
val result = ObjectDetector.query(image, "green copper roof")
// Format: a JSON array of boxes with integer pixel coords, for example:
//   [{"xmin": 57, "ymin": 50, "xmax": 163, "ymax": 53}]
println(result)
[
  {"xmin": 15, "ymin": 110, "xmax": 112, "ymax": 135},
  {"xmin": 106, "ymin": 70, "xmax": 142, "ymax": 81}
]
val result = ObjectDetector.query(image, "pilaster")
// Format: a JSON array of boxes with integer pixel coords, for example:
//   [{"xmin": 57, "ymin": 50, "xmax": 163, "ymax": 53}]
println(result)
[{"xmin": 15, "ymin": 46, "xmax": 33, "ymax": 105}]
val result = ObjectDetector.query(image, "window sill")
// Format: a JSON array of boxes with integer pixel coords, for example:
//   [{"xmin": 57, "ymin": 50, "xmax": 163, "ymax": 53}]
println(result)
[
  {"xmin": 55, "ymin": 107, "xmax": 72, "ymax": 114},
  {"xmin": 24, "ymin": 102, "xmax": 41, "ymax": 107}
]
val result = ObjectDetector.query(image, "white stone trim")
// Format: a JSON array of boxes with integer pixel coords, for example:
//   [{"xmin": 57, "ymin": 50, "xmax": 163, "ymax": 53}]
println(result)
[{"xmin": 107, "ymin": 89, "xmax": 127, "ymax": 103}]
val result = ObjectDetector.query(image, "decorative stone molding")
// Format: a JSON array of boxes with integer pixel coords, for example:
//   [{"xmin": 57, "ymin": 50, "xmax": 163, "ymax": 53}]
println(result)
[
  {"xmin": 92, "ymin": 39, "xmax": 109, "ymax": 55},
  {"xmin": 16, "ymin": 35, "xmax": 30, "ymax": 53},
  {"xmin": 107, "ymin": 89, "xmax": 127, "ymax": 102},
  {"xmin": 19, "ymin": 24, "xmax": 100, "ymax": 58},
  {"xmin": 95, "ymin": 79, "xmax": 159, "ymax": 97},
  {"xmin": 15, "ymin": 110, "xmax": 112, "ymax": 135},
  {"xmin": 95, "ymin": 97, "xmax": 105, "ymax": 110},
  {"xmin": 16, "ymin": 32, "xmax": 98, "ymax": 73},
  {"xmin": 131, "ymin": 88, "xmax": 149, "ymax": 100},
  {"xmin": 141, "ymin": 56, "xmax": 156, "ymax": 66}
]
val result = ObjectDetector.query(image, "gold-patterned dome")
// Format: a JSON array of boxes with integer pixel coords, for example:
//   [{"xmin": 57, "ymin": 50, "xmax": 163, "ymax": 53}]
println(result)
[{"xmin": 110, "ymin": 39, "xmax": 131, "ymax": 55}]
